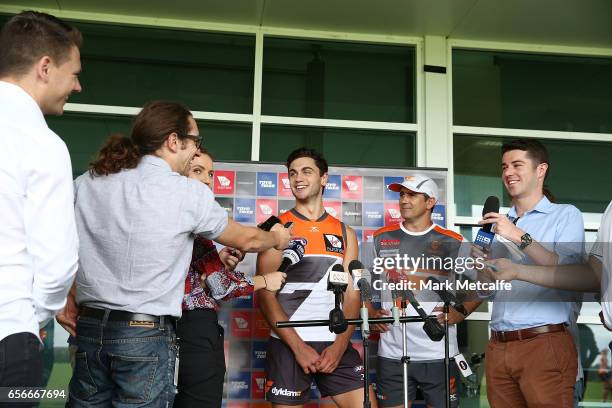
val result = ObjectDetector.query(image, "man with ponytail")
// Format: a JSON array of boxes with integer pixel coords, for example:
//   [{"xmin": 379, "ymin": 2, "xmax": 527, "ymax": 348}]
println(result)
[
  {"xmin": 472, "ymin": 138, "xmax": 585, "ymax": 408},
  {"xmin": 63, "ymin": 101, "xmax": 291, "ymax": 407},
  {"xmin": 0, "ymin": 11, "xmax": 82, "ymax": 389}
]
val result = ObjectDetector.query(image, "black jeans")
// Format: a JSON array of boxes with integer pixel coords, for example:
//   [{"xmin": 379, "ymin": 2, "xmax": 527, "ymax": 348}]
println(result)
[
  {"xmin": 174, "ymin": 309, "xmax": 225, "ymax": 408},
  {"xmin": 0, "ymin": 332, "xmax": 43, "ymax": 407}
]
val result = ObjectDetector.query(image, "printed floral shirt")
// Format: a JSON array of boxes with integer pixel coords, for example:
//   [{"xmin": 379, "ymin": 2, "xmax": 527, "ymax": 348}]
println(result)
[{"xmin": 182, "ymin": 235, "xmax": 254, "ymax": 311}]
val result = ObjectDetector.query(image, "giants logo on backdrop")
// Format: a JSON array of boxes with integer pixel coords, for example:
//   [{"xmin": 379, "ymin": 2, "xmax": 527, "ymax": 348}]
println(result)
[
  {"xmin": 256, "ymin": 199, "xmax": 278, "ymax": 224},
  {"xmin": 323, "ymin": 234, "xmax": 344, "ymax": 254},
  {"xmin": 234, "ymin": 198, "xmax": 256, "ymax": 224},
  {"xmin": 323, "ymin": 201, "xmax": 341, "ymax": 219},
  {"xmin": 384, "ymin": 202, "xmax": 402, "ymax": 225},
  {"xmin": 342, "ymin": 175, "xmax": 362, "ymax": 200},
  {"xmin": 214, "ymin": 170, "xmax": 235, "ymax": 195},
  {"xmin": 323, "ymin": 175, "xmax": 341, "ymax": 199},
  {"xmin": 257, "ymin": 172, "xmax": 277, "ymax": 196},
  {"xmin": 278, "ymin": 172, "xmax": 293, "ymax": 197}
]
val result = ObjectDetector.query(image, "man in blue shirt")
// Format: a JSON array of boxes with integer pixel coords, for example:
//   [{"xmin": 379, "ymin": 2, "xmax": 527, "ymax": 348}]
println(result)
[{"xmin": 474, "ymin": 139, "xmax": 584, "ymax": 408}]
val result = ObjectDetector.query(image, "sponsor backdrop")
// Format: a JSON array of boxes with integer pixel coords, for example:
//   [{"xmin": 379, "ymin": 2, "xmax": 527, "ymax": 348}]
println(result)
[{"xmin": 213, "ymin": 162, "xmax": 448, "ymax": 407}]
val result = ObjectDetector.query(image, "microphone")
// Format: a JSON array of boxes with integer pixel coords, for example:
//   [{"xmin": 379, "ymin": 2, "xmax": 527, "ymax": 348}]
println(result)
[
  {"xmin": 349, "ymin": 260, "xmax": 372, "ymax": 336},
  {"xmin": 405, "ymin": 290, "xmax": 445, "ymax": 342},
  {"xmin": 327, "ymin": 263, "xmax": 349, "ymax": 292},
  {"xmin": 471, "ymin": 352, "xmax": 485, "ymax": 365},
  {"xmin": 327, "ymin": 264, "xmax": 349, "ymax": 334},
  {"xmin": 474, "ymin": 196, "xmax": 500, "ymax": 250},
  {"xmin": 426, "ymin": 276, "xmax": 457, "ymax": 305},
  {"xmin": 278, "ymin": 240, "xmax": 305, "ymax": 272}
]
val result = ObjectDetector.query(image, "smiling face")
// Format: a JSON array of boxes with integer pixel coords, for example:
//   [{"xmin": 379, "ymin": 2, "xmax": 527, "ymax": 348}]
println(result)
[
  {"xmin": 501, "ymin": 149, "xmax": 547, "ymax": 200},
  {"xmin": 399, "ymin": 187, "xmax": 435, "ymax": 223},
  {"xmin": 287, "ymin": 156, "xmax": 327, "ymax": 203},
  {"xmin": 40, "ymin": 45, "xmax": 82, "ymax": 115}
]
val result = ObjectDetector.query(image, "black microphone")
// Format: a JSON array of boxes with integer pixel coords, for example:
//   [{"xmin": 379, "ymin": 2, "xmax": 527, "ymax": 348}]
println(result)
[
  {"xmin": 405, "ymin": 290, "xmax": 445, "ymax": 342},
  {"xmin": 327, "ymin": 264, "xmax": 349, "ymax": 334},
  {"xmin": 471, "ymin": 352, "xmax": 485, "ymax": 365},
  {"xmin": 349, "ymin": 260, "xmax": 372, "ymax": 335},
  {"xmin": 474, "ymin": 196, "xmax": 500, "ymax": 250},
  {"xmin": 327, "ymin": 264, "xmax": 349, "ymax": 292},
  {"xmin": 278, "ymin": 240, "xmax": 305, "ymax": 272},
  {"xmin": 426, "ymin": 276, "xmax": 457, "ymax": 305}
]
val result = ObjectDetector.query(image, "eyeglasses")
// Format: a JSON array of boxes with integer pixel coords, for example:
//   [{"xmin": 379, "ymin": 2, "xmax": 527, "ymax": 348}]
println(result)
[{"xmin": 182, "ymin": 134, "xmax": 203, "ymax": 150}]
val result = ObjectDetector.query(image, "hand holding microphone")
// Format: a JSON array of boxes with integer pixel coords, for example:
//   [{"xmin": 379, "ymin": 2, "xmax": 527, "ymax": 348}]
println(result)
[
  {"xmin": 474, "ymin": 196, "xmax": 500, "ymax": 253},
  {"xmin": 257, "ymin": 215, "xmax": 293, "ymax": 250}
]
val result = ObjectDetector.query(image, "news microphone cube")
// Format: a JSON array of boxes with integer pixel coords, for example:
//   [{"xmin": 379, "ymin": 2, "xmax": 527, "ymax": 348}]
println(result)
[{"xmin": 474, "ymin": 229, "xmax": 495, "ymax": 249}]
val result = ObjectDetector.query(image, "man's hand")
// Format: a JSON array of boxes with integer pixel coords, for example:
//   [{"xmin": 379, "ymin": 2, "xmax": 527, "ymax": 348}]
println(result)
[
  {"xmin": 295, "ymin": 343, "xmax": 321, "ymax": 374},
  {"xmin": 434, "ymin": 305, "xmax": 467, "ymax": 326},
  {"xmin": 56, "ymin": 295, "xmax": 79, "ymax": 337},
  {"xmin": 480, "ymin": 212, "xmax": 524, "ymax": 244},
  {"xmin": 370, "ymin": 308, "xmax": 391, "ymax": 333},
  {"xmin": 270, "ymin": 223, "xmax": 291, "ymax": 250},
  {"xmin": 316, "ymin": 342, "xmax": 345, "ymax": 373},
  {"xmin": 219, "ymin": 247, "xmax": 245, "ymax": 271},
  {"xmin": 486, "ymin": 258, "xmax": 520, "ymax": 282},
  {"xmin": 470, "ymin": 244, "xmax": 488, "ymax": 266}
]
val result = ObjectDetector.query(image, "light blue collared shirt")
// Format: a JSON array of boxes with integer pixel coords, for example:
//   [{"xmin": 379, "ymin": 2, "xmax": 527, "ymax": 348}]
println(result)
[{"xmin": 490, "ymin": 196, "xmax": 585, "ymax": 331}]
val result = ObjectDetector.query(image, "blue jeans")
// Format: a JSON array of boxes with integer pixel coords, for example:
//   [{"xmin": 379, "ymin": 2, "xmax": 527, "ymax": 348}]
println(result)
[{"xmin": 67, "ymin": 312, "xmax": 178, "ymax": 408}]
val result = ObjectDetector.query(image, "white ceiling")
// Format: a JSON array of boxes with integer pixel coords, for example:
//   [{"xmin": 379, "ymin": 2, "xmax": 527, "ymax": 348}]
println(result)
[{"xmin": 3, "ymin": 0, "xmax": 612, "ymax": 49}]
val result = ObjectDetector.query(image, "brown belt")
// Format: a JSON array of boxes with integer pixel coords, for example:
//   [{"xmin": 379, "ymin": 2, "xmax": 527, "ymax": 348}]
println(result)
[{"xmin": 491, "ymin": 323, "xmax": 566, "ymax": 343}]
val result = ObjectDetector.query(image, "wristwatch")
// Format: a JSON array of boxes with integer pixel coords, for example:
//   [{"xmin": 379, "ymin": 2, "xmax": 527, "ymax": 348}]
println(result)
[
  {"xmin": 453, "ymin": 304, "xmax": 469, "ymax": 317},
  {"xmin": 519, "ymin": 233, "xmax": 533, "ymax": 250}
]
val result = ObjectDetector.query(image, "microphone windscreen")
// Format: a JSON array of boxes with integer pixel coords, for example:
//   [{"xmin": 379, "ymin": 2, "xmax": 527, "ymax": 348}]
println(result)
[{"xmin": 482, "ymin": 196, "xmax": 500, "ymax": 233}]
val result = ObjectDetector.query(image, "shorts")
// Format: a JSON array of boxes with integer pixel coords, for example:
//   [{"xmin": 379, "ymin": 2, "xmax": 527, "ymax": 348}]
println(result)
[
  {"xmin": 265, "ymin": 337, "xmax": 363, "ymax": 405},
  {"xmin": 376, "ymin": 356, "xmax": 458, "ymax": 408}
]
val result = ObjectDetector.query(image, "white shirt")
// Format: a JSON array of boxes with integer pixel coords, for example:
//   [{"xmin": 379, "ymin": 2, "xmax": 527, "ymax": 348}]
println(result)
[
  {"xmin": 591, "ymin": 200, "xmax": 612, "ymax": 328},
  {"xmin": 0, "ymin": 81, "xmax": 79, "ymax": 342}
]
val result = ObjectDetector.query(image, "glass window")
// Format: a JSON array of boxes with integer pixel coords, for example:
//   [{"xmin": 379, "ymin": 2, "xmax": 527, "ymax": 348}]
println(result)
[
  {"xmin": 47, "ymin": 113, "xmax": 132, "ymax": 177},
  {"xmin": 198, "ymin": 121, "xmax": 252, "ymax": 161},
  {"xmin": 454, "ymin": 134, "xmax": 612, "ymax": 216},
  {"xmin": 47, "ymin": 114, "xmax": 251, "ymax": 177},
  {"xmin": 70, "ymin": 22, "xmax": 255, "ymax": 113},
  {"xmin": 260, "ymin": 125, "xmax": 415, "ymax": 167},
  {"xmin": 453, "ymin": 50, "xmax": 612, "ymax": 133},
  {"xmin": 263, "ymin": 37, "xmax": 415, "ymax": 123}
]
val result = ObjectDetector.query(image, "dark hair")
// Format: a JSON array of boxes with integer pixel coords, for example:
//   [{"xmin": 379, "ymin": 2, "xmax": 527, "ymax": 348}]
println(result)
[
  {"xmin": 90, "ymin": 101, "xmax": 192, "ymax": 176},
  {"xmin": 197, "ymin": 148, "xmax": 214, "ymax": 162},
  {"xmin": 286, "ymin": 147, "xmax": 328, "ymax": 175},
  {"xmin": 501, "ymin": 138, "xmax": 555, "ymax": 202},
  {"xmin": 0, "ymin": 11, "xmax": 82, "ymax": 77}
]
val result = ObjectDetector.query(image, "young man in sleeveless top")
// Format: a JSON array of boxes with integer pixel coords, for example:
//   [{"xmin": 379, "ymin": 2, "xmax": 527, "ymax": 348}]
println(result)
[{"xmin": 257, "ymin": 147, "xmax": 376, "ymax": 407}]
